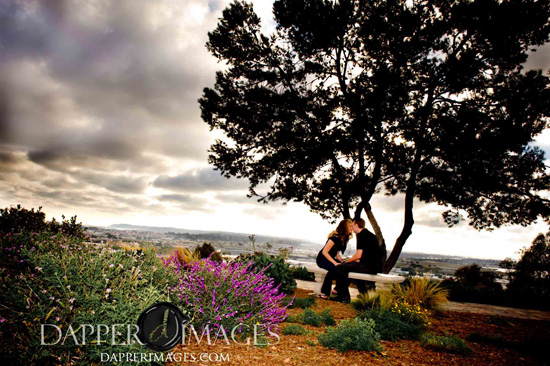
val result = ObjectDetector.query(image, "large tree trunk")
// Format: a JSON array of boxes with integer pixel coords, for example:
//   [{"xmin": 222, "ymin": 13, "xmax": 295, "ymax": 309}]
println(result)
[
  {"xmin": 383, "ymin": 194, "xmax": 414, "ymax": 273},
  {"xmin": 384, "ymin": 85, "xmax": 434, "ymax": 273},
  {"xmin": 383, "ymin": 151, "xmax": 422, "ymax": 273},
  {"xmin": 360, "ymin": 202, "xmax": 384, "ymax": 247}
]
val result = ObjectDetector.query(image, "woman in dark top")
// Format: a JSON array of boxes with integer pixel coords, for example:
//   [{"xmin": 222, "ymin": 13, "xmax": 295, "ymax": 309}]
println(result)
[{"xmin": 316, "ymin": 219, "xmax": 352, "ymax": 299}]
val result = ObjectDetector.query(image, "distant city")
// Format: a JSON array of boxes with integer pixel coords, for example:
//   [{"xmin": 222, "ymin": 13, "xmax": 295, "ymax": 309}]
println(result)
[{"xmin": 85, "ymin": 224, "xmax": 504, "ymax": 281}]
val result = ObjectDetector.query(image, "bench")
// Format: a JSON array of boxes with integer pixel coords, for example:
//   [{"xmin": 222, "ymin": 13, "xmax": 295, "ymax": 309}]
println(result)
[{"xmin": 304, "ymin": 265, "xmax": 405, "ymax": 296}]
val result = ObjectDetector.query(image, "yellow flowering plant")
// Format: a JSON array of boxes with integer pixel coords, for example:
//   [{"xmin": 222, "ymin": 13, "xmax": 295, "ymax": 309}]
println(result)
[{"xmin": 388, "ymin": 299, "xmax": 431, "ymax": 327}]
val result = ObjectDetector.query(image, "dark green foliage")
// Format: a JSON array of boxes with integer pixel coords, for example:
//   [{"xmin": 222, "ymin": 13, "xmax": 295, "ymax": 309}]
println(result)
[
  {"xmin": 282, "ymin": 324, "xmax": 309, "ymax": 336},
  {"xmin": 290, "ymin": 265, "xmax": 315, "ymax": 281},
  {"xmin": 305, "ymin": 339, "xmax": 316, "ymax": 347},
  {"xmin": 0, "ymin": 205, "xmax": 47, "ymax": 234},
  {"xmin": 201, "ymin": 0, "xmax": 550, "ymax": 274},
  {"xmin": 194, "ymin": 242, "xmax": 223, "ymax": 261},
  {"xmin": 506, "ymin": 231, "xmax": 550, "ymax": 308},
  {"xmin": 233, "ymin": 253, "xmax": 296, "ymax": 294},
  {"xmin": 442, "ymin": 264, "xmax": 506, "ymax": 305},
  {"xmin": 0, "ymin": 205, "xmax": 86, "ymax": 240},
  {"xmin": 47, "ymin": 215, "xmax": 87, "ymax": 241},
  {"xmin": 301, "ymin": 308, "xmax": 322, "ymax": 327},
  {"xmin": 318, "ymin": 318, "xmax": 382, "ymax": 352},
  {"xmin": 420, "ymin": 333, "xmax": 472, "ymax": 355},
  {"xmin": 287, "ymin": 308, "xmax": 334, "ymax": 327},
  {"xmin": 358, "ymin": 309, "xmax": 423, "ymax": 341},
  {"xmin": 288, "ymin": 296, "xmax": 316, "ymax": 309},
  {"xmin": 319, "ymin": 308, "xmax": 335, "ymax": 326},
  {"xmin": 0, "ymin": 231, "xmax": 176, "ymax": 365}
]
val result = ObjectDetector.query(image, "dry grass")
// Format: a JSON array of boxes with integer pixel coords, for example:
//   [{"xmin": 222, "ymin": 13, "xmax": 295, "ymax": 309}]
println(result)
[
  {"xmin": 382, "ymin": 277, "xmax": 449, "ymax": 310},
  {"xmin": 174, "ymin": 246, "xmax": 201, "ymax": 266}
]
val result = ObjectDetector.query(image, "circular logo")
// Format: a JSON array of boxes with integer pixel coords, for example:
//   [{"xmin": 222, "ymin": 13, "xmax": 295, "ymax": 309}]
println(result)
[{"xmin": 136, "ymin": 302, "xmax": 189, "ymax": 352}]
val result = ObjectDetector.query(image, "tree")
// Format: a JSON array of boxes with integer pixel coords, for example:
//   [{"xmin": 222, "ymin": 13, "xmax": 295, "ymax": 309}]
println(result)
[
  {"xmin": 508, "ymin": 231, "xmax": 550, "ymax": 299},
  {"xmin": 200, "ymin": 0, "xmax": 550, "ymax": 272}
]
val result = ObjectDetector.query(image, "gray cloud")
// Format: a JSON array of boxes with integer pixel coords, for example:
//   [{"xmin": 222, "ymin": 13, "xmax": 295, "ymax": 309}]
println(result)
[
  {"xmin": 525, "ymin": 43, "xmax": 550, "ymax": 72},
  {"xmin": 0, "ymin": 0, "xmax": 227, "ymax": 212},
  {"xmin": 214, "ymin": 192, "xmax": 259, "ymax": 205},
  {"xmin": 153, "ymin": 168, "xmax": 249, "ymax": 192}
]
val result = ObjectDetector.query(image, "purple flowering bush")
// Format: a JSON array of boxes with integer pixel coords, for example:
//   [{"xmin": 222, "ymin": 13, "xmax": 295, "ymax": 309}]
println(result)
[{"xmin": 164, "ymin": 253, "xmax": 293, "ymax": 337}]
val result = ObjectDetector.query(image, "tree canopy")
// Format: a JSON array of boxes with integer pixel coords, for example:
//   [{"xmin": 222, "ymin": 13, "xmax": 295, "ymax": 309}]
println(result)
[{"xmin": 200, "ymin": 0, "xmax": 550, "ymax": 271}]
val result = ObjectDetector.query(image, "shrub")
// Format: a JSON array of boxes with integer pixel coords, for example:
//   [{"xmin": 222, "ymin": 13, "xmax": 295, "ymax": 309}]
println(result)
[
  {"xmin": 0, "ymin": 205, "xmax": 47, "ymax": 234},
  {"xmin": 319, "ymin": 308, "xmax": 335, "ymax": 326},
  {"xmin": 384, "ymin": 277, "xmax": 448, "ymax": 310},
  {"xmin": 194, "ymin": 242, "xmax": 223, "ymax": 261},
  {"xmin": 420, "ymin": 333, "xmax": 472, "ymax": 355},
  {"xmin": 233, "ymin": 253, "xmax": 296, "ymax": 295},
  {"xmin": 318, "ymin": 318, "xmax": 382, "ymax": 352},
  {"xmin": 166, "ymin": 255, "xmax": 290, "ymax": 338},
  {"xmin": 0, "ymin": 205, "xmax": 86, "ymax": 240},
  {"xmin": 301, "ymin": 308, "xmax": 323, "ymax": 327},
  {"xmin": 505, "ymin": 232, "xmax": 550, "ymax": 309},
  {"xmin": 358, "ymin": 309, "xmax": 423, "ymax": 341},
  {"xmin": 288, "ymin": 296, "xmax": 316, "ymax": 309},
  {"xmin": 290, "ymin": 266, "xmax": 315, "ymax": 281},
  {"xmin": 286, "ymin": 308, "xmax": 334, "ymax": 327},
  {"xmin": 443, "ymin": 264, "xmax": 506, "ymax": 305},
  {"xmin": 0, "ymin": 232, "xmax": 176, "ymax": 366},
  {"xmin": 351, "ymin": 292, "xmax": 381, "ymax": 312},
  {"xmin": 385, "ymin": 299, "xmax": 431, "ymax": 327},
  {"xmin": 282, "ymin": 324, "xmax": 309, "ymax": 336}
]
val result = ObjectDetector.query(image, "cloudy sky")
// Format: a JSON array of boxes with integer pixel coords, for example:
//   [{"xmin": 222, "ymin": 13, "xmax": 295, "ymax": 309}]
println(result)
[{"xmin": 1, "ymin": 0, "xmax": 549, "ymax": 260}]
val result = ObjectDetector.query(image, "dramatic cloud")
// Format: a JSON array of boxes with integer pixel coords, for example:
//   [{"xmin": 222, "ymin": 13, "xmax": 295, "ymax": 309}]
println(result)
[
  {"xmin": 153, "ymin": 168, "xmax": 250, "ymax": 192},
  {"xmin": 0, "ymin": 0, "xmax": 549, "ymax": 259}
]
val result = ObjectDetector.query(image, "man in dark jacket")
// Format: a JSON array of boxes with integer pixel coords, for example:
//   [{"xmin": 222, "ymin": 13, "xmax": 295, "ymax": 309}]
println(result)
[{"xmin": 333, "ymin": 218, "xmax": 383, "ymax": 302}]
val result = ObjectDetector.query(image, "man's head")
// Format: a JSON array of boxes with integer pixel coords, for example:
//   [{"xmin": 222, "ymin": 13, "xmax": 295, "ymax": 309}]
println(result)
[{"xmin": 352, "ymin": 218, "xmax": 365, "ymax": 234}]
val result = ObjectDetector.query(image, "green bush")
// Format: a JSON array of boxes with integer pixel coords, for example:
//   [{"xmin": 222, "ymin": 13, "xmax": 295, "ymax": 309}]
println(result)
[
  {"xmin": 301, "ymin": 308, "xmax": 323, "ymax": 327},
  {"xmin": 282, "ymin": 324, "xmax": 309, "ymax": 335},
  {"xmin": 194, "ymin": 242, "xmax": 223, "ymax": 261},
  {"xmin": 442, "ymin": 264, "xmax": 506, "ymax": 306},
  {"xmin": 385, "ymin": 299, "xmax": 431, "ymax": 327},
  {"xmin": 290, "ymin": 266, "xmax": 315, "ymax": 281},
  {"xmin": 420, "ymin": 333, "xmax": 472, "ymax": 355},
  {"xmin": 286, "ymin": 308, "xmax": 334, "ymax": 327},
  {"xmin": 358, "ymin": 309, "xmax": 423, "ymax": 341},
  {"xmin": 289, "ymin": 296, "xmax": 316, "ymax": 309},
  {"xmin": 505, "ymin": 232, "xmax": 550, "ymax": 310},
  {"xmin": 0, "ymin": 205, "xmax": 86, "ymax": 240},
  {"xmin": 0, "ymin": 205, "xmax": 47, "ymax": 234},
  {"xmin": 0, "ymin": 231, "xmax": 177, "ymax": 366},
  {"xmin": 320, "ymin": 308, "xmax": 335, "ymax": 326},
  {"xmin": 318, "ymin": 318, "xmax": 382, "ymax": 352},
  {"xmin": 233, "ymin": 253, "xmax": 296, "ymax": 294}
]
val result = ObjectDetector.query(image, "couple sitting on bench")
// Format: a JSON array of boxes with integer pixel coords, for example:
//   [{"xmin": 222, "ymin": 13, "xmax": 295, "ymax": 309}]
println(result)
[{"xmin": 316, "ymin": 218, "xmax": 384, "ymax": 303}]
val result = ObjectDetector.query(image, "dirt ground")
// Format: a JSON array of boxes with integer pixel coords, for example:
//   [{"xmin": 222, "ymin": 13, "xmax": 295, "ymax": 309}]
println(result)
[{"xmin": 167, "ymin": 288, "xmax": 550, "ymax": 366}]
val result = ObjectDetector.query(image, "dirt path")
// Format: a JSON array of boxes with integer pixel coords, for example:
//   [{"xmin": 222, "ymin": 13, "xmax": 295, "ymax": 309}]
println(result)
[{"xmin": 295, "ymin": 279, "xmax": 550, "ymax": 321}]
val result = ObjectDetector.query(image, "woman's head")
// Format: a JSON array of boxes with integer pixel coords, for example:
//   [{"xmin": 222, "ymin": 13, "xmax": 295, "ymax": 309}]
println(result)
[{"xmin": 328, "ymin": 219, "xmax": 353, "ymax": 242}]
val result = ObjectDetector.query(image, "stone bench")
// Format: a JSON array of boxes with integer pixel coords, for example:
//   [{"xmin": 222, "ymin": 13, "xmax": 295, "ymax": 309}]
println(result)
[{"xmin": 304, "ymin": 265, "xmax": 405, "ymax": 296}]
